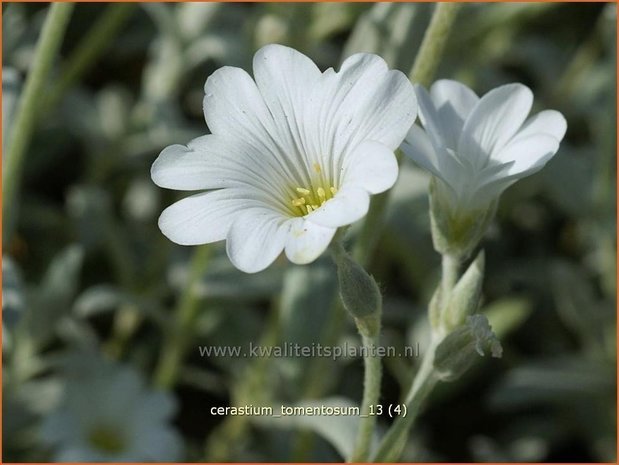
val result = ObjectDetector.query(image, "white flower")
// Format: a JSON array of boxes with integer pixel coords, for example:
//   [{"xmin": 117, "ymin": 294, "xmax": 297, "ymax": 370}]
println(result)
[
  {"xmin": 152, "ymin": 44, "xmax": 417, "ymax": 273},
  {"xmin": 41, "ymin": 356, "xmax": 181, "ymax": 462},
  {"xmin": 402, "ymin": 79, "xmax": 567, "ymax": 214}
]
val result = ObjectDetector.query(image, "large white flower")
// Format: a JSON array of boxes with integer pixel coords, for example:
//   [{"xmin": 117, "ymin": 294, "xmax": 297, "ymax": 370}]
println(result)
[
  {"xmin": 402, "ymin": 79, "xmax": 567, "ymax": 215},
  {"xmin": 152, "ymin": 44, "xmax": 417, "ymax": 273}
]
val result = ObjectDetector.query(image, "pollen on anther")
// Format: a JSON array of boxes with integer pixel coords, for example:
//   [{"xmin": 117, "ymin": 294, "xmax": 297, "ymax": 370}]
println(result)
[
  {"xmin": 296, "ymin": 187, "xmax": 310, "ymax": 195},
  {"xmin": 317, "ymin": 187, "xmax": 326, "ymax": 199},
  {"xmin": 330, "ymin": 186, "xmax": 338, "ymax": 195},
  {"xmin": 291, "ymin": 198, "xmax": 306, "ymax": 207}
]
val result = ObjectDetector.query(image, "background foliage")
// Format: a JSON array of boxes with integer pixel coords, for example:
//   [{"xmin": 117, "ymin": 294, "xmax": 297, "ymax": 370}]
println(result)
[{"xmin": 3, "ymin": 2, "xmax": 616, "ymax": 462}]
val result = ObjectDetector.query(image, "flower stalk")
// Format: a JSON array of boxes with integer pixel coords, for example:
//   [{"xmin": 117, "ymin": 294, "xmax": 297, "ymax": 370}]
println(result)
[
  {"xmin": 3, "ymin": 3, "xmax": 74, "ymax": 246},
  {"xmin": 331, "ymin": 240, "xmax": 383, "ymax": 462},
  {"xmin": 441, "ymin": 253, "xmax": 460, "ymax": 301},
  {"xmin": 372, "ymin": 338, "xmax": 439, "ymax": 462},
  {"xmin": 375, "ymin": 249, "xmax": 495, "ymax": 461},
  {"xmin": 409, "ymin": 3, "xmax": 462, "ymax": 85},
  {"xmin": 348, "ymin": 5, "xmax": 464, "ymax": 460},
  {"xmin": 351, "ymin": 332, "xmax": 383, "ymax": 462}
]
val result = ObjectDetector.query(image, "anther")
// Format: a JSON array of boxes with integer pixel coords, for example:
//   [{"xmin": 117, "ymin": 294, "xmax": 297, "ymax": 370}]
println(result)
[
  {"xmin": 317, "ymin": 187, "xmax": 326, "ymax": 199},
  {"xmin": 291, "ymin": 198, "xmax": 306, "ymax": 207},
  {"xmin": 296, "ymin": 187, "xmax": 310, "ymax": 195},
  {"xmin": 330, "ymin": 186, "xmax": 337, "ymax": 195}
]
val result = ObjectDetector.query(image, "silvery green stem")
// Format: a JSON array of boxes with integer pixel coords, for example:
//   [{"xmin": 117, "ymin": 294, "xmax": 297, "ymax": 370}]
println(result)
[
  {"xmin": 350, "ymin": 332, "xmax": 383, "ymax": 462},
  {"xmin": 353, "ymin": 3, "xmax": 463, "ymax": 265},
  {"xmin": 372, "ymin": 338, "xmax": 439, "ymax": 462},
  {"xmin": 441, "ymin": 253, "xmax": 460, "ymax": 301},
  {"xmin": 3, "ymin": 3, "xmax": 74, "ymax": 246},
  {"xmin": 374, "ymin": 251, "xmax": 489, "ymax": 460},
  {"xmin": 331, "ymin": 240, "xmax": 383, "ymax": 462},
  {"xmin": 409, "ymin": 2, "xmax": 462, "ymax": 86}
]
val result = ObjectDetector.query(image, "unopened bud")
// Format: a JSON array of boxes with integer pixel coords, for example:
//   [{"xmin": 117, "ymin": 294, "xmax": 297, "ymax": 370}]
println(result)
[{"xmin": 332, "ymin": 245, "xmax": 382, "ymax": 338}]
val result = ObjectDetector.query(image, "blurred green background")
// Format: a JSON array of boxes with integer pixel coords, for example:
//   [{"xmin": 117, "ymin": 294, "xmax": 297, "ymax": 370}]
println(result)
[{"xmin": 3, "ymin": 2, "xmax": 616, "ymax": 462}]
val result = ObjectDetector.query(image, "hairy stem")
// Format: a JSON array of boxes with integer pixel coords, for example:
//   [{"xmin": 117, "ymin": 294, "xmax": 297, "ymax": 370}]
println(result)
[
  {"xmin": 409, "ymin": 2, "xmax": 462, "ymax": 86},
  {"xmin": 372, "ymin": 339, "xmax": 439, "ymax": 462},
  {"xmin": 441, "ymin": 253, "xmax": 460, "ymax": 300},
  {"xmin": 350, "ymin": 332, "xmax": 383, "ymax": 462}
]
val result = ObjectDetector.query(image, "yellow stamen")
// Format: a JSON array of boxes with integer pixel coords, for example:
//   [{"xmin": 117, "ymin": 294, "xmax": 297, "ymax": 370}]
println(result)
[
  {"xmin": 313, "ymin": 163, "xmax": 322, "ymax": 174},
  {"xmin": 288, "ymin": 176, "xmax": 338, "ymax": 217}
]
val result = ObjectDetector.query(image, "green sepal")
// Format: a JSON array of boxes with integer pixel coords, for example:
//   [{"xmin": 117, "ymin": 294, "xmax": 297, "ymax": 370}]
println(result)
[
  {"xmin": 442, "ymin": 251, "xmax": 485, "ymax": 330},
  {"xmin": 332, "ymin": 243, "xmax": 382, "ymax": 338},
  {"xmin": 429, "ymin": 177, "xmax": 497, "ymax": 260},
  {"xmin": 428, "ymin": 285, "xmax": 443, "ymax": 330},
  {"xmin": 433, "ymin": 314, "xmax": 502, "ymax": 381}
]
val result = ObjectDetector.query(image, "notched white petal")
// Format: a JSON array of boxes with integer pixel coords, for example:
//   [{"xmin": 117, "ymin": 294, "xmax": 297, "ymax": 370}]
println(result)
[
  {"xmin": 402, "ymin": 124, "xmax": 443, "ymax": 179},
  {"xmin": 430, "ymin": 79, "xmax": 479, "ymax": 148},
  {"xmin": 321, "ymin": 53, "xmax": 417, "ymax": 158},
  {"xmin": 285, "ymin": 218, "xmax": 336, "ymax": 265},
  {"xmin": 226, "ymin": 208, "xmax": 290, "ymax": 273},
  {"xmin": 415, "ymin": 84, "xmax": 446, "ymax": 150},
  {"xmin": 253, "ymin": 44, "xmax": 323, "ymax": 174},
  {"xmin": 203, "ymin": 65, "xmax": 278, "ymax": 153},
  {"xmin": 493, "ymin": 133, "xmax": 560, "ymax": 176},
  {"xmin": 343, "ymin": 140, "xmax": 399, "ymax": 194},
  {"xmin": 158, "ymin": 190, "xmax": 250, "ymax": 245},
  {"xmin": 512, "ymin": 109, "xmax": 567, "ymax": 143},
  {"xmin": 253, "ymin": 44, "xmax": 322, "ymax": 119},
  {"xmin": 458, "ymin": 83, "xmax": 533, "ymax": 165},
  {"xmin": 151, "ymin": 135, "xmax": 231, "ymax": 191},
  {"xmin": 306, "ymin": 186, "xmax": 370, "ymax": 228}
]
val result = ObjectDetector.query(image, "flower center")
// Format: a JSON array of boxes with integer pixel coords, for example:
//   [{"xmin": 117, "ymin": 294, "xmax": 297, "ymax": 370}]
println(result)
[
  {"xmin": 88, "ymin": 425, "xmax": 126, "ymax": 455},
  {"xmin": 288, "ymin": 165, "xmax": 336, "ymax": 217}
]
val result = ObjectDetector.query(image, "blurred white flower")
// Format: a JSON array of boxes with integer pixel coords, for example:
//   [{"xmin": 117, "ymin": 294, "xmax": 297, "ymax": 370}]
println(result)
[
  {"xmin": 152, "ymin": 44, "xmax": 417, "ymax": 273},
  {"xmin": 402, "ymin": 79, "xmax": 567, "ymax": 214},
  {"xmin": 41, "ymin": 356, "xmax": 181, "ymax": 462}
]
